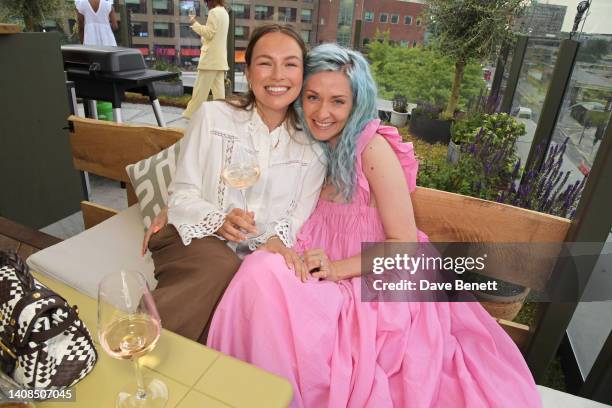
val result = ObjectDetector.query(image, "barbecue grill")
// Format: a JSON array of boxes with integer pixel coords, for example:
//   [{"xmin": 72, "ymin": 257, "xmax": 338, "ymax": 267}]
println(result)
[{"xmin": 61, "ymin": 45, "xmax": 180, "ymax": 126}]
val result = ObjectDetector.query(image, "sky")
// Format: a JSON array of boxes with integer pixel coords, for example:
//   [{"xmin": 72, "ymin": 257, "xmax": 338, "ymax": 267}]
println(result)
[{"xmin": 539, "ymin": 0, "xmax": 612, "ymax": 34}]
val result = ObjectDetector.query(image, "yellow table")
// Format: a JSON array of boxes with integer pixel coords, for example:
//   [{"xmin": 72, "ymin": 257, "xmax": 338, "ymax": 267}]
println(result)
[{"xmin": 33, "ymin": 272, "xmax": 293, "ymax": 408}]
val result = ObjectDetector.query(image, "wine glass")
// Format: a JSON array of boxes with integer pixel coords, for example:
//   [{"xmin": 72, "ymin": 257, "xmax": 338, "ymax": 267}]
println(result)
[
  {"xmin": 188, "ymin": 6, "xmax": 196, "ymax": 18},
  {"xmin": 221, "ymin": 146, "xmax": 265, "ymax": 239},
  {"xmin": 98, "ymin": 270, "xmax": 168, "ymax": 408}
]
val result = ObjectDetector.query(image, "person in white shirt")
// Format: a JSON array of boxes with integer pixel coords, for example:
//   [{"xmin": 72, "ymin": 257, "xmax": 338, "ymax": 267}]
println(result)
[
  {"xmin": 183, "ymin": 0, "xmax": 230, "ymax": 119},
  {"xmin": 76, "ymin": 0, "xmax": 117, "ymax": 46},
  {"xmin": 145, "ymin": 25, "xmax": 327, "ymax": 343}
]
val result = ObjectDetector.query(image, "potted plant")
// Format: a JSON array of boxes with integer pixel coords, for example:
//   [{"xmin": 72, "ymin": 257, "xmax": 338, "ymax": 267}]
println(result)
[
  {"xmin": 390, "ymin": 95, "xmax": 409, "ymax": 127},
  {"xmin": 448, "ymin": 113, "xmax": 483, "ymax": 163},
  {"xmin": 426, "ymin": 0, "xmax": 525, "ymax": 118},
  {"xmin": 409, "ymin": 103, "xmax": 453, "ymax": 145},
  {"xmin": 448, "ymin": 113, "xmax": 525, "ymax": 164},
  {"xmin": 467, "ymin": 136, "xmax": 584, "ymax": 320},
  {"xmin": 152, "ymin": 59, "xmax": 184, "ymax": 97}
]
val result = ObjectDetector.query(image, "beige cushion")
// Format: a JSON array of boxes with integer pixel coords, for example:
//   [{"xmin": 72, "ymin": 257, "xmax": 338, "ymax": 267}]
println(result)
[
  {"xmin": 538, "ymin": 385, "xmax": 611, "ymax": 407},
  {"xmin": 27, "ymin": 205, "xmax": 156, "ymax": 298},
  {"xmin": 125, "ymin": 142, "xmax": 180, "ymax": 229}
]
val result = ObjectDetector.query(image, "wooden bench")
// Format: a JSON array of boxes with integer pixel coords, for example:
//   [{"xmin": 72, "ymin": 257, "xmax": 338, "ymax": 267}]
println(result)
[{"xmin": 66, "ymin": 115, "xmax": 573, "ymax": 351}]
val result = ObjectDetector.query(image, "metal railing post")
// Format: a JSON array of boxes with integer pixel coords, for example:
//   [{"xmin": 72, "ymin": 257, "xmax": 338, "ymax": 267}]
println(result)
[
  {"xmin": 499, "ymin": 35, "xmax": 528, "ymax": 113},
  {"xmin": 524, "ymin": 39, "xmax": 580, "ymax": 173},
  {"xmin": 525, "ymin": 114, "xmax": 612, "ymax": 382}
]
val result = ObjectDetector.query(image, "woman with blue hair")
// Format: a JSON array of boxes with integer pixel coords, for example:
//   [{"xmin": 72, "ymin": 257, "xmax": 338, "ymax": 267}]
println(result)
[{"xmin": 207, "ymin": 44, "xmax": 540, "ymax": 407}]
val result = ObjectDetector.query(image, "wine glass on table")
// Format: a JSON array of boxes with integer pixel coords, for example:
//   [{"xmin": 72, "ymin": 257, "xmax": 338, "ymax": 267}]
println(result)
[
  {"xmin": 221, "ymin": 146, "xmax": 265, "ymax": 240},
  {"xmin": 98, "ymin": 270, "xmax": 168, "ymax": 408}
]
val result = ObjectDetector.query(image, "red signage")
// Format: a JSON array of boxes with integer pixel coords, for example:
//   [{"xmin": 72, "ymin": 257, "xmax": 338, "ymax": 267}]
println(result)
[
  {"xmin": 181, "ymin": 48, "xmax": 200, "ymax": 57},
  {"xmin": 155, "ymin": 47, "xmax": 176, "ymax": 56}
]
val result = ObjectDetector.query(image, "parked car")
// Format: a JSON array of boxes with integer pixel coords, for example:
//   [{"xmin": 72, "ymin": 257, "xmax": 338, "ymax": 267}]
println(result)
[
  {"xmin": 570, "ymin": 102, "xmax": 607, "ymax": 127},
  {"xmin": 511, "ymin": 106, "xmax": 532, "ymax": 119}
]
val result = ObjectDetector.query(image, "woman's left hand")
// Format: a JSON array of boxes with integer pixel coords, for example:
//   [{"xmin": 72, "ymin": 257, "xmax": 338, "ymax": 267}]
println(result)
[
  {"xmin": 189, "ymin": 15, "xmax": 196, "ymax": 24},
  {"xmin": 303, "ymin": 249, "xmax": 341, "ymax": 282}
]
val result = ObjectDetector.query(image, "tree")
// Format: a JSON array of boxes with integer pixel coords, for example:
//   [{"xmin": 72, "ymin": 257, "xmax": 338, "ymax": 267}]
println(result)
[
  {"xmin": 426, "ymin": 0, "xmax": 525, "ymax": 118},
  {"xmin": 1, "ymin": 0, "xmax": 64, "ymax": 31},
  {"xmin": 367, "ymin": 36, "xmax": 485, "ymax": 110}
]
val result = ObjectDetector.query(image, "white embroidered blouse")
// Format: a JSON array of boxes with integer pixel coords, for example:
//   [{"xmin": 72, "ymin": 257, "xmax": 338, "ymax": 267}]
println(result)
[{"xmin": 168, "ymin": 101, "xmax": 327, "ymax": 251}]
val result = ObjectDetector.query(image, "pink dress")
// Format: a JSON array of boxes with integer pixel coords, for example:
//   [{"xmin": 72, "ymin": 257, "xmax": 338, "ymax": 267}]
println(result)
[{"xmin": 207, "ymin": 120, "xmax": 541, "ymax": 407}]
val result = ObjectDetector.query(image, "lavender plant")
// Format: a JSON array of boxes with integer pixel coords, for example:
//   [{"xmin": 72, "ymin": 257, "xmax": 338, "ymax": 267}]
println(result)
[{"xmin": 498, "ymin": 138, "xmax": 586, "ymax": 219}]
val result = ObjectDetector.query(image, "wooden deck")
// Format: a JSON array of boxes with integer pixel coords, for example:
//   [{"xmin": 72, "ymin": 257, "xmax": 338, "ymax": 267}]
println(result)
[{"xmin": 0, "ymin": 217, "xmax": 62, "ymax": 259}]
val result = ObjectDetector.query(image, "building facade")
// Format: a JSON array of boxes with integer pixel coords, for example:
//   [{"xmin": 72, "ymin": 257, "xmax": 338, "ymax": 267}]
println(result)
[
  {"xmin": 317, "ymin": 0, "xmax": 426, "ymax": 49},
  {"xmin": 125, "ymin": 0, "xmax": 319, "ymax": 66},
  {"xmin": 513, "ymin": 2, "xmax": 567, "ymax": 37}
]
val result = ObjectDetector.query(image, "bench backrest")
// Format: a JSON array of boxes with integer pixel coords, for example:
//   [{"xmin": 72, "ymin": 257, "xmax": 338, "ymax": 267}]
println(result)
[{"xmin": 68, "ymin": 115, "xmax": 184, "ymax": 205}]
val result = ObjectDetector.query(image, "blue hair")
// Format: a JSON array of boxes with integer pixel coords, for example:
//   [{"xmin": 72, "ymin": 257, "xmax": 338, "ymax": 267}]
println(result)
[{"xmin": 295, "ymin": 43, "xmax": 379, "ymax": 202}]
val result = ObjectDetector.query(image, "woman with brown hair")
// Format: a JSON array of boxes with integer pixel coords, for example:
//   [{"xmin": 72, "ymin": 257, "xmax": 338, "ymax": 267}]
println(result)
[
  {"xmin": 183, "ymin": 0, "xmax": 230, "ymax": 119},
  {"xmin": 146, "ymin": 24, "xmax": 326, "ymax": 343}
]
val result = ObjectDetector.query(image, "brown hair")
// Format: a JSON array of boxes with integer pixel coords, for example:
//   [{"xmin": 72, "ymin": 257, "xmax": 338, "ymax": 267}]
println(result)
[
  {"xmin": 206, "ymin": 0, "xmax": 226, "ymax": 8},
  {"xmin": 226, "ymin": 24, "xmax": 308, "ymax": 131}
]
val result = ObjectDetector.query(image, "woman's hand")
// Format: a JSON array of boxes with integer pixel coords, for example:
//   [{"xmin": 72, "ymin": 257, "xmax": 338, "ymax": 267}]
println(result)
[
  {"xmin": 303, "ymin": 249, "xmax": 341, "ymax": 282},
  {"xmin": 261, "ymin": 237, "xmax": 308, "ymax": 282},
  {"xmin": 217, "ymin": 208, "xmax": 256, "ymax": 242},
  {"xmin": 189, "ymin": 15, "xmax": 197, "ymax": 24},
  {"xmin": 142, "ymin": 208, "xmax": 168, "ymax": 256}
]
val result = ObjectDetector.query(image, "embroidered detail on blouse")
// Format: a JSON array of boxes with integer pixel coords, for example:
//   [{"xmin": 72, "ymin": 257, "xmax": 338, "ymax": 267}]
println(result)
[
  {"xmin": 247, "ymin": 219, "xmax": 293, "ymax": 251},
  {"xmin": 177, "ymin": 210, "xmax": 226, "ymax": 246},
  {"xmin": 274, "ymin": 219, "xmax": 292, "ymax": 247},
  {"xmin": 218, "ymin": 135, "xmax": 235, "ymax": 208}
]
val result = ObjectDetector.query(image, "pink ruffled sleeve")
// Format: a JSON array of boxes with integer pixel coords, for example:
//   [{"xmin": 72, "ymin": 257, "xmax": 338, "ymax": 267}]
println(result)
[{"xmin": 356, "ymin": 119, "xmax": 419, "ymax": 197}]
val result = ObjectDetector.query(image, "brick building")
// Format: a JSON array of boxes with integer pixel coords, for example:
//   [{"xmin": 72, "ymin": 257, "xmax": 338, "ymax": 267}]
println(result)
[{"xmin": 317, "ymin": 0, "xmax": 426, "ymax": 49}]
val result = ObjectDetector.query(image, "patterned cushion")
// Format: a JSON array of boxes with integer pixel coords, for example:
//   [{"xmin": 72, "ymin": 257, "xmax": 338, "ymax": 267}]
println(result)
[{"xmin": 125, "ymin": 143, "xmax": 180, "ymax": 228}]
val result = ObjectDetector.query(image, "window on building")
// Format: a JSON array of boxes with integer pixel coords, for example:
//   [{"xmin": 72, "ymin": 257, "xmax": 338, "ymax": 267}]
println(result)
[
  {"xmin": 300, "ymin": 30, "xmax": 311, "ymax": 43},
  {"xmin": 152, "ymin": 0, "xmax": 172, "ymax": 15},
  {"xmin": 235, "ymin": 26, "xmax": 250, "ymax": 40},
  {"xmin": 154, "ymin": 22, "xmax": 174, "ymax": 37},
  {"xmin": 364, "ymin": 12, "xmax": 374, "ymax": 22},
  {"xmin": 278, "ymin": 7, "xmax": 297, "ymax": 22},
  {"xmin": 178, "ymin": 1, "xmax": 200, "ymax": 16},
  {"xmin": 132, "ymin": 21, "xmax": 148, "ymax": 37},
  {"xmin": 125, "ymin": 0, "xmax": 146, "ymax": 14},
  {"xmin": 301, "ymin": 9, "xmax": 312, "ymax": 23},
  {"xmin": 231, "ymin": 3, "xmax": 250, "ymax": 19},
  {"xmin": 413, "ymin": 40, "xmax": 418, "ymax": 47},
  {"xmin": 400, "ymin": 40, "xmax": 408, "ymax": 47},
  {"xmin": 416, "ymin": 18, "xmax": 422, "ymax": 26},
  {"xmin": 404, "ymin": 15, "xmax": 412, "ymax": 25},
  {"xmin": 180, "ymin": 23, "xmax": 198, "ymax": 38},
  {"xmin": 320, "ymin": 18, "xmax": 325, "ymax": 25},
  {"xmin": 391, "ymin": 14, "xmax": 399, "ymax": 24},
  {"xmin": 254, "ymin": 5, "xmax": 274, "ymax": 20},
  {"xmin": 379, "ymin": 13, "xmax": 388, "ymax": 23}
]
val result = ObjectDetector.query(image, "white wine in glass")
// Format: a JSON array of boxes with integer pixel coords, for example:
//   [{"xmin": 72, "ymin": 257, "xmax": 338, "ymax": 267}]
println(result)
[
  {"xmin": 221, "ymin": 146, "xmax": 266, "ymax": 239},
  {"xmin": 98, "ymin": 270, "xmax": 168, "ymax": 408}
]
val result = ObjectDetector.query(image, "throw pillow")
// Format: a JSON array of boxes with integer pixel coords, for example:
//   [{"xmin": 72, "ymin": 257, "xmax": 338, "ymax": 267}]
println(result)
[{"xmin": 125, "ymin": 142, "xmax": 180, "ymax": 228}]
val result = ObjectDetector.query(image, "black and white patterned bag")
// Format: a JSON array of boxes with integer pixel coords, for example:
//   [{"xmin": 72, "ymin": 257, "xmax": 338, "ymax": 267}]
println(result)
[{"xmin": 0, "ymin": 251, "xmax": 97, "ymax": 388}]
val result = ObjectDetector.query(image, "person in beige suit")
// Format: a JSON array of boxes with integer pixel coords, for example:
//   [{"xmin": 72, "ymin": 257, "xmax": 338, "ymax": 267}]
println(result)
[{"xmin": 183, "ymin": 0, "xmax": 229, "ymax": 119}]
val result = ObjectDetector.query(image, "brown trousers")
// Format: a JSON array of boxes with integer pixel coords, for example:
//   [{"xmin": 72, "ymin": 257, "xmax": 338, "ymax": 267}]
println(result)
[{"xmin": 148, "ymin": 225, "xmax": 241, "ymax": 343}]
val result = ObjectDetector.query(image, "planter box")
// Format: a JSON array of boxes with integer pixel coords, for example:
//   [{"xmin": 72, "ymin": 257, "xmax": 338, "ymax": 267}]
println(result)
[
  {"xmin": 390, "ymin": 110, "xmax": 409, "ymax": 127},
  {"xmin": 153, "ymin": 80, "xmax": 184, "ymax": 97},
  {"xmin": 447, "ymin": 140, "xmax": 462, "ymax": 164},
  {"xmin": 410, "ymin": 109, "xmax": 452, "ymax": 145}
]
